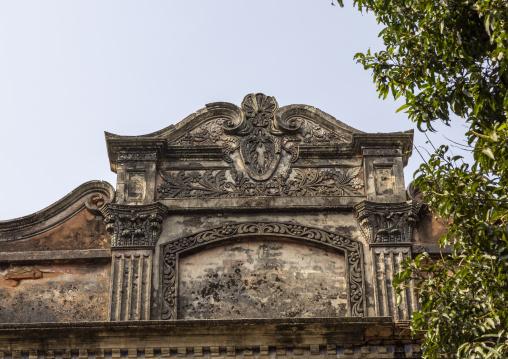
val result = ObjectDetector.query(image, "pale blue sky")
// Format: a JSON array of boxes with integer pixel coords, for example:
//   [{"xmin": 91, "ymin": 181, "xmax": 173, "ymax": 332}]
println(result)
[{"xmin": 0, "ymin": 1, "xmax": 468, "ymax": 219}]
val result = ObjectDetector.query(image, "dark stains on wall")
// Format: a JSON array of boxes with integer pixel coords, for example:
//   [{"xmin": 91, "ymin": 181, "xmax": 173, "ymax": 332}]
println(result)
[
  {"xmin": 178, "ymin": 239, "xmax": 347, "ymax": 319},
  {"xmin": 0, "ymin": 261, "xmax": 110, "ymax": 323}
]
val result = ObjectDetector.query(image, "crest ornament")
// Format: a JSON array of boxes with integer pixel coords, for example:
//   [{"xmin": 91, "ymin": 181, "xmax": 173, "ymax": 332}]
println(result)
[{"xmin": 222, "ymin": 93, "xmax": 300, "ymax": 182}]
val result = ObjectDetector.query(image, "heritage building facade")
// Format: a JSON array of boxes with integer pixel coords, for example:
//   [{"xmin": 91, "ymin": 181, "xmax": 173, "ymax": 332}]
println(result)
[{"xmin": 0, "ymin": 94, "xmax": 446, "ymax": 358}]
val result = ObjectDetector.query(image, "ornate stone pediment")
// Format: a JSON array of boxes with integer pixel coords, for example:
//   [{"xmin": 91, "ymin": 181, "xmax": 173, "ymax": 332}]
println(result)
[
  {"xmin": 170, "ymin": 94, "xmax": 354, "ymax": 148},
  {"xmin": 169, "ymin": 94, "xmax": 359, "ymax": 184},
  {"xmin": 104, "ymin": 93, "xmax": 414, "ymax": 206},
  {"xmin": 149, "ymin": 94, "xmax": 368, "ymax": 199}
]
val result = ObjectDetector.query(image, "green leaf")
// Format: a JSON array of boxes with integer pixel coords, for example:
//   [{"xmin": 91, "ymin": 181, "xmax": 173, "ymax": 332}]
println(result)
[{"xmin": 396, "ymin": 103, "xmax": 410, "ymax": 113}]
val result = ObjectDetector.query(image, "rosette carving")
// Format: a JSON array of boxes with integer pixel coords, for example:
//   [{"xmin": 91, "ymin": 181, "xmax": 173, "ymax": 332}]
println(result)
[{"xmin": 161, "ymin": 222, "xmax": 365, "ymax": 320}]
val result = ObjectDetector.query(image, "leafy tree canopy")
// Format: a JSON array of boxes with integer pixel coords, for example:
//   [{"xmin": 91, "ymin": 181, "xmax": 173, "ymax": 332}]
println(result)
[{"xmin": 333, "ymin": 0, "xmax": 508, "ymax": 357}]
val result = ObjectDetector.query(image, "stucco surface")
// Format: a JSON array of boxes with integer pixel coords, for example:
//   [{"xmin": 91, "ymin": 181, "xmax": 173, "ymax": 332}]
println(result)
[
  {"xmin": 0, "ymin": 261, "xmax": 110, "ymax": 323},
  {"xmin": 0, "ymin": 209, "xmax": 109, "ymax": 252},
  {"xmin": 179, "ymin": 239, "xmax": 347, "ymax": 319}
]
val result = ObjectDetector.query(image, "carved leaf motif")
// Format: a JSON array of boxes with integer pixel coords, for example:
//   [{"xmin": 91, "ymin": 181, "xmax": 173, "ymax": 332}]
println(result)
[
  {"xmin": 354, "ymin": 201, "xmax": 421, "ymax": 244},
  {"xmin": 197, "ymin": 170, "xmax": 228, "ymax": 197},
  {"xmin": 222, "ymin": 137, "xmax": 239, "ymax": 163},
  {"xmin": 346, "ymin": 166, "xmax": 362, "ymax": 179},
  {"xmin": 158, "ymin": 171, "xmax": 191, "ymax": 198},
  {"xmin": 103, "ymin": 205, "xmax": 166, "ymax": 247},
  {"xmin": 158, "ymin": 167, "xmax": 364, "ymax": 199},
  {"xmin": 174, "ymin": 119, "xmax": 225, "ymax": 146}
]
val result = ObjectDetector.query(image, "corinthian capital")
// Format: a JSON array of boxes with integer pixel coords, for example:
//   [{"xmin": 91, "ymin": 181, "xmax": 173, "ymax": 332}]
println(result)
[
  {"xmin": 354, "ymin": 200, "xmax": 421, "ymax": 244},
  {"xmin": 101, "ymin": 202, "xmax": 168, "ymax": 248}
]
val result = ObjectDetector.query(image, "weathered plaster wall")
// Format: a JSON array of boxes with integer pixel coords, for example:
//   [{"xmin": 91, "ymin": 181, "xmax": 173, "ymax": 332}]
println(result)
[
  {"xmin": 0, "ymin": 209, "xmax": 109, "ymax": 252},
  {"xmin": 179, "ymin": 239, "xmax": 347, "ymax": 319},
  {"xmin": 413, "ymin": 208, "xmax": 448, "ymax": 245},
  {"xmin": 158, "ymin": 212, "xmax": 363, "ymax": 246},
  {"xmin": 153, "ymin": 211, "xmax": 376, "ymax": 318},
  {"xmin": 0, "ymin": 261, "xmax": 110, "ymax": 323}
]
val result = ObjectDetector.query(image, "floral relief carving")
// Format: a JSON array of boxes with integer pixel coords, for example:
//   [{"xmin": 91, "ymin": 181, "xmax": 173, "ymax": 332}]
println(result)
[
  {"xmin": 161, "ymin": 222, "xmax": 365, "ymax": 320},
  {"xmin": 157, "ymin": 166, "xmax": 364, "ymax": 198},
  {"xmin": 173, "ymin": 118, "xmax": 225, "ymax": 146},
  {"xmin": 172, "ymin": 117, "xmax": 344, "ymax": 147},
  {"xmin": 294, "ymin": 117, "xmax": 348, "ymax": 144}
]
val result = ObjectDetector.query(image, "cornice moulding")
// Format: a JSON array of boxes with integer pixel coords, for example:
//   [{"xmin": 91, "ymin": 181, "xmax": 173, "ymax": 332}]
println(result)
[
  {"xmin": 105, "ymin": 137, "xmax": 167, "ymax": 172},
  {"xmin": 352, "ymin": 131, "xmax": 414, "ymax": 166}
]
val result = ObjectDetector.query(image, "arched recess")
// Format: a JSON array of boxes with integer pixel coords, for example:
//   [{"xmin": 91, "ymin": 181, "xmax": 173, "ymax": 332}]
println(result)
[{"xmin": 160, "ymin": 222, "xmax": 366, "ymax": 320}]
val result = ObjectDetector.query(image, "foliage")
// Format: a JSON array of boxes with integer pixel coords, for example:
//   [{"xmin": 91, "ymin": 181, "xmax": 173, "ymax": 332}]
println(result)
[{"xmin": 332, "ymin": 0, "xmax": 508, "ymax": 356}]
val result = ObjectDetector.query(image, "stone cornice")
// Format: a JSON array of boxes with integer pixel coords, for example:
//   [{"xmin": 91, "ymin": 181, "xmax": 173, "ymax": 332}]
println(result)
[
  {"xmin": 0, "ymin": 249, "xmax": 111, "ymax": 263},
  {"xmin": 158, "ymin": 196, "xmax": 365, "ymax": 212},
  {"xmin": 352, "ymin": 131, "xmax": 414, "ymax": 166},
  {"xmin": 104, "ymin": 136, "xmax": 167, "ymax": 173},
  {"xmin": 0, "ymin": 317, "xmax": 416, "ymax": 343}
]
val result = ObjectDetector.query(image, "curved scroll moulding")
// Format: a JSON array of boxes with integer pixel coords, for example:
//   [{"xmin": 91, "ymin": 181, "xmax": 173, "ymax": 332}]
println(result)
[
  {"xmin": 0, "ymin": 181, "xmax": 115, "ymax": 251},
  {"xmin": 275, "ymin": 105, "xmax": 364, "ymax": 142}
]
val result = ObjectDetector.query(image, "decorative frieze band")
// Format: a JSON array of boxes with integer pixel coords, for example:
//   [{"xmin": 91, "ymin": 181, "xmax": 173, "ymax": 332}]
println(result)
[
  {"xmin": 354, "ymin": 200, "xmax": 421, "ymax": 244},
  {"xmin": 0, "ymin": 344, "xmax": 422, "ymax": 359},
  {"xmin": 118, "ymin": 152, "xmax": 158, "ymax": 162},
  {"xmin": 157, "ymin": 167, "xmax": 364, "ymax": 199},
  {"xmin": 101, "ymin": 203, "xmax": 168, "ymax": 248}
]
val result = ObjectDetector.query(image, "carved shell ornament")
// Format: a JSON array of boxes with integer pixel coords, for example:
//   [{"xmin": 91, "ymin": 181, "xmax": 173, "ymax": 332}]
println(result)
[{"xmin": 241, "ymin": 93, "xmax": 277, "ymax": 128}]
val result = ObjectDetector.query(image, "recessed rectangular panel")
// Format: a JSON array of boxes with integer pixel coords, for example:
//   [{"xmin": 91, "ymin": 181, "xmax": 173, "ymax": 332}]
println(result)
[
  {"xmin": 374, "ymin": 165, "xmax": 395, "ymax": 196},
  {"xmin": 126, "ymin": 171, "xmax": 146, "ymax": 201},
  {"xmin": 178, "ymin": 239, "xmax": 347, "ymax": 319}
]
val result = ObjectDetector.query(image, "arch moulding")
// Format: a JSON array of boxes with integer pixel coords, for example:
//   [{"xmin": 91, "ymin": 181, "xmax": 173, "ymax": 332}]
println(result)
[{"xmin": 160, "ymin": 222, "xmax": 366, "ymax": 320}]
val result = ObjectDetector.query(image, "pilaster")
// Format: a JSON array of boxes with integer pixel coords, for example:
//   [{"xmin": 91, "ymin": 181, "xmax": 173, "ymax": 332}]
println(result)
[
  {"xmin": 101, "ymin": 202, "xmax": 168, "ymax": 321},
  {"xmin": 354, "ymin": 200, "xmax": 421, "ymax": 320}
]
